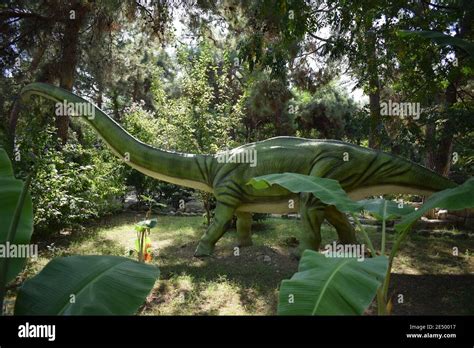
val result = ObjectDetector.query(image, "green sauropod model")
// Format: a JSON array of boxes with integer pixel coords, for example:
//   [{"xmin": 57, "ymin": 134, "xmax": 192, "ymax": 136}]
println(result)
[{"xmin": 20, "ymin": 83, "xmax": 456, "ymax": 257}]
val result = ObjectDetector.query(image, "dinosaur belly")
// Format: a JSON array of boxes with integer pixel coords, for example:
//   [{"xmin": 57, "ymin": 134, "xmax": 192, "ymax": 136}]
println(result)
[{"xmin": 236, "ymin": 199, "xmax": 300, "ymax": 214}]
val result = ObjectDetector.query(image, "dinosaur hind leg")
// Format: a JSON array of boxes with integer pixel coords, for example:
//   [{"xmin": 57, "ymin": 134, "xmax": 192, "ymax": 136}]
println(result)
[
  {"xmin": 324, "ymin": 205, "xmax": 357, "ymax": 244},
  {"xmin": 298, "ymin": 193, "xmax": 325, "ymax": 255},
  {"xmin": 236, "ymin": 211, "xmax": 253, "ymax": 247},
  {"xmin": 194, "ymin": 202, "xmax": 236, "ymax": 257}
]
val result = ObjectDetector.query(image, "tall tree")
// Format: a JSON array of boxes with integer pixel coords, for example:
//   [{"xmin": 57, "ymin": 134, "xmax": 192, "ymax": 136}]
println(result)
[{"xmin": 1, "ymin": 0, "xmax": 173, "ymax": 144}]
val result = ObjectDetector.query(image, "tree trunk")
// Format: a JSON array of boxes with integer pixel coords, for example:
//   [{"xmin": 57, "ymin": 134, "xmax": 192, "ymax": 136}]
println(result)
[
  {"xmin": 429, "ymin": 82, "xmax": 456, "ymax": 176},
  {"xmin": 366, "ymin": 30, "xmax": 381, "ymax": 149},
  {"xmin": 425, "ymin": 6, "xmax": 471, "ymax": 177},
  {"xmin": 9, "ymin": 43, "xmax": 49, "ymax": 136},
  {"xmin": 56, "ymin": 3, "xmax": 88, "ymax": 144},
  {"xmin": 112, "ymin": 91, "xmax": 121, "ymax": 121}
]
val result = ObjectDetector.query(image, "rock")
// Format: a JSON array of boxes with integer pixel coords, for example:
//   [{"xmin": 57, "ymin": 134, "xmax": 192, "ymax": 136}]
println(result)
[
  {"xmin": 184, "ymin": 199, "xmax": 205, "ymax": 213},
  {"xmin": 287, "ymin": 214, "xmax": 300, "ymax": 219},
  {"xmin": 263, "ymin": 255, "xmax": 271, "ymax": 263},
  {"xmin": 436, "ymin": 209, "xmax": 449, "ymax": 219},
  {"xmin": 124, "ymin": 190, "xmax": 138, "ymax": 209},
  {"xmin": 59, "ymin": 229, "xmax": 72, "ymax": 236}
]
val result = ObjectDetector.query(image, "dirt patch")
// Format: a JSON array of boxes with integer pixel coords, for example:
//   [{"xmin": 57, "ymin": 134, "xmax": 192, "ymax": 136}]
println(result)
[{"xmin": 388, "ymin": 274, "xmax": 474, "ymax": 315}]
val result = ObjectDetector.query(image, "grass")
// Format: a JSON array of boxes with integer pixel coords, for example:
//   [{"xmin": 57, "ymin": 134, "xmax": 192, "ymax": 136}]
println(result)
[{"xmin": 5, "ymin": 212, "xmax": 474, "ymax": 315}]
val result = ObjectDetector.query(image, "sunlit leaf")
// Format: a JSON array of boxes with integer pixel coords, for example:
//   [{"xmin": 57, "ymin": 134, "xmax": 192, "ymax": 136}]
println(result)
[{"xmin": 278, "ymin": 250, "xmax": 388, "ymax": 315}]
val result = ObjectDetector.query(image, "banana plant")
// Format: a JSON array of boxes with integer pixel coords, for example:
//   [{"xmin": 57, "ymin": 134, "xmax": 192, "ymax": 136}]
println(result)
[
  {"xmin": 249, "ymin": 174, "xmax": 388, "ymax": 315},
  {"xmin": 249, "ymin": 174, "xmax": 474, "ymax": 316},
  {"xmin": 379, "ymin": 178, "xmax": 474, "ymax": 314},
  {"xmin": 0, "ymin": 148, "xmax": 160, "ymax": 315},
  {"xmin": 0, "ymin": 148, "xmax": 33, "ymax": 313},
  {"xmin": 358, "ymin": 199, "xmax": 415, "ymax": 314}
]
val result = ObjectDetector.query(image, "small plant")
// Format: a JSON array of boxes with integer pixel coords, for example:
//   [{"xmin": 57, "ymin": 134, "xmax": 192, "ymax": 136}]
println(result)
[
  {"xmin": 134, "ymin": 218, "xmax": 157, "ymax": 263},
  {"xmin": 133, "ymin": 195, "xmax": 165, "ymax": 262}
]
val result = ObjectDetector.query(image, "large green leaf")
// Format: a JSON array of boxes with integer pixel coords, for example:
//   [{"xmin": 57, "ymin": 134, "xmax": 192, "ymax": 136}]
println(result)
[
  {"xmin": 398, "ymin": 30, "xmax": 474, "ymax": 57},
  {"xmin": 14, "ymin": 255, "xmax": 160, "ymax": 315},
  {"xmin": 0, "ymin": 148, "xmax": 13, "ymax": 177},
  {"xmin": 359, "ymin": 199, "xmax": 415, "ymax": 221},
  {"xmin": 278, "ymin": 250, "xmax": 388, "ymax": 315},
  {"xmin": 248, "ymin": 173, "xmax": 362, "ymax": 213},
  {"xmin": 395, "ymin": 178, "xmax": 474, "ymax": 232},
  {"xmin": 134, "ymin": 218, "xmax": 158, "ymax": 232},
  {"xmin": 0, "ymin": 148, "xmax": 33, "ymax": 284}
]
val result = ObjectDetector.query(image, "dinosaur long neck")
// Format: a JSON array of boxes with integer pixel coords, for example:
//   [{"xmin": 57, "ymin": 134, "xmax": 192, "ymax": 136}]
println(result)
[{"xmin": 20, "ymin": 83, "xmax": 213, "ymax": 192}]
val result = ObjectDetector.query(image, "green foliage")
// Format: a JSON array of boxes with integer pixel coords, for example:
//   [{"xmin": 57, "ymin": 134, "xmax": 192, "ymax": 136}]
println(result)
[
  {"xmin": 398, "ymin": 30, "xmax": 474, "ymax": 58},
  {"xmin": 17, "ymin": 125, "xmax": 126, "ymax": 233},
  {"xmin": 243, "ymin": 72, "xmax": 293, "ymax": 139},
  {"xmin": 14, "ymin": 255, "xmax": 160, "ymax": 315},
  {"xmin": 121, "ymin": 102, "xmax": 177, "ymax": 202},
  {"xmin": 176, "ymin": 41, "xmax": 243, "ymax": 152},
  {"xmin": 232, "ymin": 0, "xmax": 310, "ymax": 80},
  {"xmin": 291, "ymin": 84, "xmax": 360, "ymax": 140},
  {"xmin": 278, "ymin": 250, "xmax": 388, "ymax": 315}
]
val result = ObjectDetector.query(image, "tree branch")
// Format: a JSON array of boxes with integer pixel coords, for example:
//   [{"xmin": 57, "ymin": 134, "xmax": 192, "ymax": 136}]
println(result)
[
  {"xmin": 0, "ymin": 10, "xmax": 50, "ymax": 21},
  {"xmin": 308, "ymin": 32, "xmax": 336, "ymax": 44}
]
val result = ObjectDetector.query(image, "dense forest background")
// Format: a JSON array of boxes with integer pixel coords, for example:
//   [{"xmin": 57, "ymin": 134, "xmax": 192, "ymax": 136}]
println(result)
[{"xmin": 1, "ymin": 0, "xmax": 473, "ymax": 235}]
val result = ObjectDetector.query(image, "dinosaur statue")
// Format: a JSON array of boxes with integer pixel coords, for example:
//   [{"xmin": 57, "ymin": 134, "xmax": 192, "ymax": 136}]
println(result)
[{"xmin": 20, "ymin": 82, "xmax": 456, "ymax": 257}]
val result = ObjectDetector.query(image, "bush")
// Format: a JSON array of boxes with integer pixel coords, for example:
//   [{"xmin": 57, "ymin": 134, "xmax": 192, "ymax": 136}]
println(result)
[{"xmin": 15, "ymin": 121, "xmax": 126, "ymax": 234}]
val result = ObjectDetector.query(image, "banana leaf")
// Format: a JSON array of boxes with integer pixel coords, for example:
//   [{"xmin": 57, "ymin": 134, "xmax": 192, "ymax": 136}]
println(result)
[
  {"xmin": 278, "ymin": 250, "xmax": 388, "ymax": 315},
  {"xmin": 14, "ymin": 255, "xmax": 160, "ymax": 315}
]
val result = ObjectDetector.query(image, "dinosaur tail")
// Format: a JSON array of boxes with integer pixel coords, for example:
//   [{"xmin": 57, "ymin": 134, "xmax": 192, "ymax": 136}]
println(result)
[
  {"xmin": 347, "ymin": 150, "xmax": 457, "ymax": 199},
  {"xmin": 20, "ymin": 82, "xmax": 213, "ymax": 192}
]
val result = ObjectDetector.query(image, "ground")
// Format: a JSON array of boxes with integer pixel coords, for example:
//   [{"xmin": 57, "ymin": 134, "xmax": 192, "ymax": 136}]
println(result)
[{"xmin": 6, "ymin": 212, "xmax": 474, "ymax": 315}]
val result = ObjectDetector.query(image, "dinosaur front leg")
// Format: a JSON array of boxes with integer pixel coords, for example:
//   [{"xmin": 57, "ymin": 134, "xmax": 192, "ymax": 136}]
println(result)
[
  {"xmin": 236, "ymin": 211, "xmax": 253, "ymax": 247},
  {"xmin": 324, "ymin": 205, "xmax": 357, "ymax": 244},
  {"xmin": 194, "ymin": 202, "xmax": 236, "ymax": 257}
]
